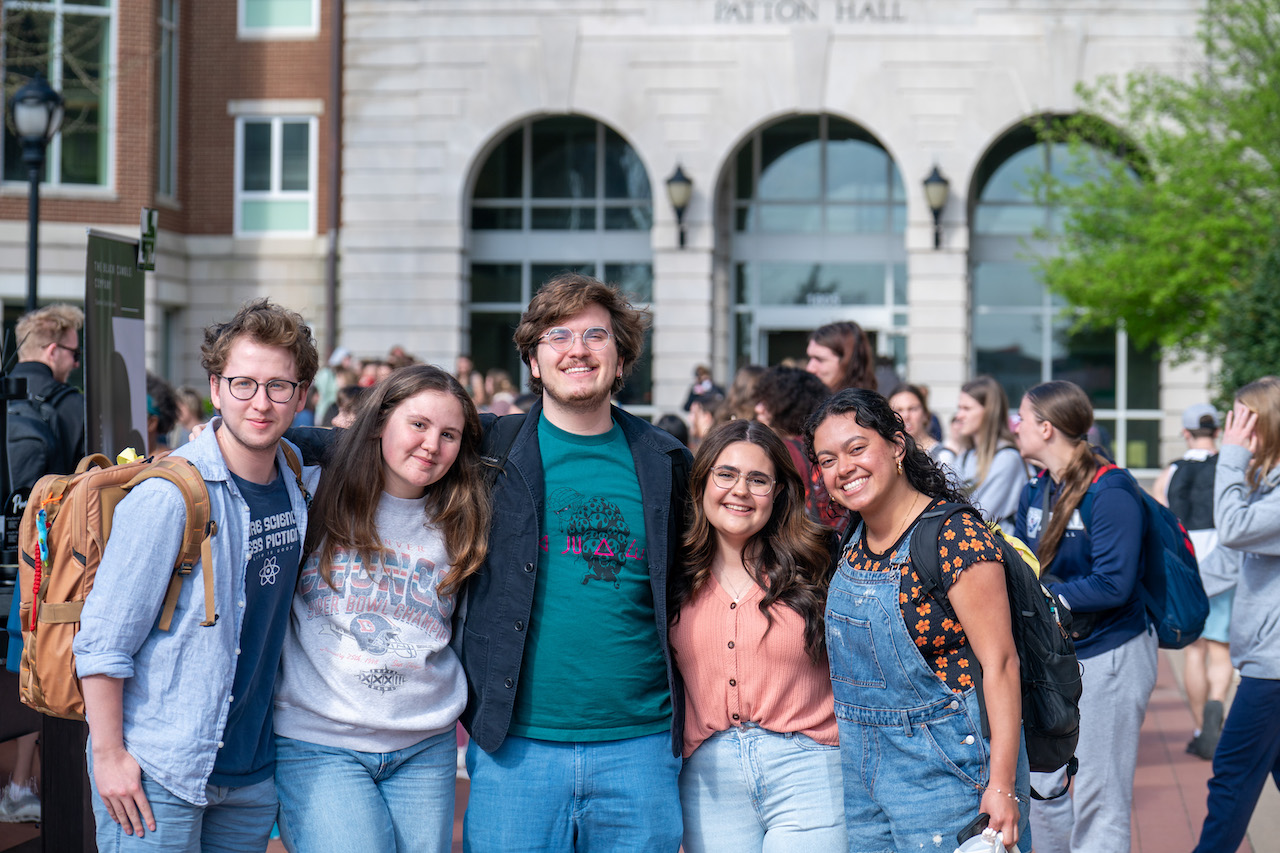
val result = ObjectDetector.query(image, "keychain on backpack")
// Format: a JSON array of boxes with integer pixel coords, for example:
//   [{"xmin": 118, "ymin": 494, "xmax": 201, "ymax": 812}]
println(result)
[{"xmin": 29, "ymin": 507, "xmax": 49, "ymax": 632}]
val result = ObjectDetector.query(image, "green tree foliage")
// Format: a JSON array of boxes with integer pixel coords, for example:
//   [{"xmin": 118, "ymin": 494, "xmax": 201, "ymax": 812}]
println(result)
[
  {"xmin": 1034, "ymin": 0, "xmax": 1280, "ymax": 363},
  {"xmin": 1218, "ymin": 237, "xmax": 1280, "ymax": 399}
]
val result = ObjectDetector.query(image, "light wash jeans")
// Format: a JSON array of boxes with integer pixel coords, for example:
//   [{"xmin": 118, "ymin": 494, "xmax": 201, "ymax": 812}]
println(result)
[
  {"xmin": 88, "ymin": 755, "xmax": 276, "ymax": 853},
  {"xmin": 679, "ymin": 723, "xmax": 846, "ymax": 853},
  {"xmin": 274, "ymin": 730, "xmax": 456, "ymax": 853},
  {"xmin": 463, "ymin": 731, "xmax": 682, "ymax": 852}
]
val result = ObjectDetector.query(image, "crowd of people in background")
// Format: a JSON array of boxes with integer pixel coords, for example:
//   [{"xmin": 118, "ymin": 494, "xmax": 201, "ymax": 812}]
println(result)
[{"xmin": 8, "ymin": 287, "xmax": 1279, "ymax": 853}]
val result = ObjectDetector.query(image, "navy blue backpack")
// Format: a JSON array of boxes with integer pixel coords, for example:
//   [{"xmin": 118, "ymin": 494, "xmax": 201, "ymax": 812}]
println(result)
[{"xmin": 1082, "ymin": 465, "xmax": 1210, "ymax": 649}]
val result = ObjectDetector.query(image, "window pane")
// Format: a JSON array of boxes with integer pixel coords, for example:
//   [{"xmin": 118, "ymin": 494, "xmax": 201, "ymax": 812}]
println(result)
[
  {"xmin": 470, "ymin": 264, "xmax": 522, "ymax": 303},
  {"xmin": 531, "ymin": 116, "xmax": 596, "ymax": 198},
  {"xmin": 827, "ymin": 205, "xmax": 889, "ymax": 234},
  {"xmin": 614, "ymin": 329, "xmax": 652, "ymax": 406},
  {"xmin": 735, "ymin": 263, "xmax": 750, "ymax": 305},
  {"xmin": 735, "ymin": 140, "xmax": 754, "ymax": 201},
  {"xmin": 58, "ymin": 14, "xmax": 108, "ymax": 185},
  {"xmin": 826, "ymin": 138, "xmax": 889, "ymax": 201},
  {"xmin": 474, "ymin": 131, "xmax": 522, "ymax": 199},
  {"xmin": 974, "ymin": 203, "xmax": 1043, "ymax": 236},
  {"xmin": 1124, "ymin": 419, "xmax": 1160, "ymax": 469},
  {"xmin": 469, "ymin": 311, "xmax": 523, "ymax": 381},
  {"xmin": 3, "ymin": 10, "xmax": 52, "ymax": 179},
  {"xmin": 1051, "ymin": 325, "xmax": 1117, "ymax": 410},
  {"xmin": 757, "ymin": 204, "xmax": 821, "ymax": 233},
  {"xmin": 531, "ymin": 264, "xmax": 593, "ymax": 290},
  {"xmin": 893, "ymin": 263, "xmax": 907, "ymax": 306},
  {"xmin": 603, "ymin": 205, "xmax": 652, "ymax": 231},
  {"xmin": 604, "ymin": 263, "xmax": 652, "ymax": 303},
  {"xmin": 241, "ymin": 199, "xmax": 309, "ymax": 231},
  {"xmin": 281, "ymin": 123, "xmax": 310, "ymax": 191},
  {"xmin": 980, "ymin": 146, "xmax": 1042, "ymax": 202},
  {"xmin": 1127, "ymin": 336, "xmax": 1160, "ymax": 409},
  {"xmin": 603, "ymin": 128, "xmax": 650, "ymax": 200},
  {"xmin": 531, "ymin": 206, "xmax": 596, "ymax": 230},
  {"xmin": 243, "ymin": 122, "xmax": 272, "ymax": 191},
  {"xmin": 244, "ymin": 0, "xmax": 314, "ymax": 29},
  {"xmin": 759, "ymin": 117, "xmax": 820, "ymax": 200},
  {"xmin": 756, "ymin": 263, "xmax": 886, "ymax": 306},
  {"xmin": 975, "ymin": 311, "xmax": 1045, "ymax": 403},
  {"xmin": 973, "ymin": 262, "xmax": 1043, "ymax": 308},
  {"xmin": 470, "ymin": 207, "xmax": 522, "ymax": 230}
]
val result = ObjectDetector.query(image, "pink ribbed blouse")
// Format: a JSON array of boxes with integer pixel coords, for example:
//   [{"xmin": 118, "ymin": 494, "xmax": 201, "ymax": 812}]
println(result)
[{"xmin": 669, "ymin": 575, "xmax": 838, "ymax": 758}]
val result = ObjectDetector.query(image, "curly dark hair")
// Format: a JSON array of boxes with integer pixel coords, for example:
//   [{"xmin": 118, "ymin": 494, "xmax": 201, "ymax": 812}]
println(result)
[
  {"xmin": 803, "ymin": 388, "xmax": 966, "ymax": 518},
  {"xmin": 671, "ymin": 419, "xmax": 835, "ymax": 662},
  {"xmin": 754, "ymin": 366, "xmax": 832, "ymax": 437}
]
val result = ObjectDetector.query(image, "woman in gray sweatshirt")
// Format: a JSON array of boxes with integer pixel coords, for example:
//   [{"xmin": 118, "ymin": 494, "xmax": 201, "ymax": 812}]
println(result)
[
  {"xmin": 1193, "ymin": 376, "xmax": 1280, "ymax": 853},
  {"xmin": 273, "ymin": 365, "xmax": 491, "ymax": 853}
]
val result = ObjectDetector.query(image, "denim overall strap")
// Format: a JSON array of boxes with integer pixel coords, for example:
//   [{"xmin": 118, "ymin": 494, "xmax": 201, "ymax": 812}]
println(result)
[{"xmin": 826, "ymin": 520, "xmax": 980, "ymax": 734}]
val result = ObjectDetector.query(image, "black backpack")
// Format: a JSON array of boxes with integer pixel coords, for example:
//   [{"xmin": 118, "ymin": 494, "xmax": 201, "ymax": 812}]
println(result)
[
  {"xmin": 7, "ymin": 383, "xmax": 76, "ymax": 493},
  {"xmin": 907, "ymin": 503, "xmax": 1082, "ymax": 799}
]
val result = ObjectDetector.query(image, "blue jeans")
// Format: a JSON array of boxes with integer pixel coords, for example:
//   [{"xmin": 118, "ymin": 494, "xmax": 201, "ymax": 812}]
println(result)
[
  {"xmin": 88, "ymin": 753, "xmax": 276, "ymax": 853},
  {"xmin": 463, "ymin": 732, "xmax": 681, "ymax": 852},
  {"xmin": 679, "ymin": 724, "xmax": 845, "ymax": 853},
  {"xmin": 274, "ymin": 730, "xmax": 457, "ymax": 853},
  {"xmin": 1193, "ymin": 676, "xmax": 1280, "ymax": 853}
]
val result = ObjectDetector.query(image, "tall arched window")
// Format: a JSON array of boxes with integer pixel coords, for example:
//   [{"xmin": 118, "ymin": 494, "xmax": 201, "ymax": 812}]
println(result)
[
  {"xmin": 726, "ymin": 115, "xmax": 907, "ymax": 372},
  {"xmin": 467, "ymin": 116, "xmax": 654, "ymax": 408},
  {"xmin": 970, "ymin": 122, "xmax": 1160, "ymax": 469}
]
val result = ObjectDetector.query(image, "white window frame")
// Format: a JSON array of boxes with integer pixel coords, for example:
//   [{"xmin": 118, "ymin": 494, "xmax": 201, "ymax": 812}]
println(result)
[
  {"xmin": 232, "ymin": 113, "xmax": 319, "ymax": 237},
  {"xmin": 237, "ymin": 0, "xmax": 319, "ymax": 40},
  {"xmin": 1, "ymin": 0, "xmax": 117, "ymax": 191},
  {"xmin": 156, "ymin": 0, "xmax": 178, "ymax": 200}
]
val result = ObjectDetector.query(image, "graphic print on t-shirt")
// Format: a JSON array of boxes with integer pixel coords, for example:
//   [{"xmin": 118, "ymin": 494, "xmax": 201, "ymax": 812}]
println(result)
[{"xmin": 548, "ymin": 486, "xmax": 644, "ymax": 588}]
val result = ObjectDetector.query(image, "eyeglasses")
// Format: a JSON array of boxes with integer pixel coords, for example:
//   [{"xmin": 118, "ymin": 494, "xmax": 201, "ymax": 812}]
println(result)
[
  {"xmin": 54, "ymin": 343, "xmax": 80, "ymax": 362},
  {"xmin": 710, "ymin": 466, "xmax": 775, "ymax": 496},
  {"xmin": 219, "ymin": 375, "xmax": 301, "ymax": 404},
  {"xmin": 539, "ymin": 327, "xmax": 613, "ymax": 352}
]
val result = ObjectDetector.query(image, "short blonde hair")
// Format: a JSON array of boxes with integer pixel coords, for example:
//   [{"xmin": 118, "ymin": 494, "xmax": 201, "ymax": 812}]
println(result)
[{"xmin": 17, "ymin": 304, "xmax": 84, "ymax": 360}]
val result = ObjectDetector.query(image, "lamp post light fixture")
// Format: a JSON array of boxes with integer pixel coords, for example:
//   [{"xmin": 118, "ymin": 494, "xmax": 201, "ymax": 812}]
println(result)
[
  {"xmin": 12, "ymin": 74, "xmax": 64, "ymax": 313},
  {"xmin": 665, "ymin": 164, "xmax": 693, "ymax": 249},
  {"xmin": 922, "ymin": 165, "xmax": 950, "ymax": 250}
]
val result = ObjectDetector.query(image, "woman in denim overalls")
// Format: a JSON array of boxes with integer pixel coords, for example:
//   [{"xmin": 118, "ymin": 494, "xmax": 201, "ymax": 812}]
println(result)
[{"xmin": 806, "ymin": 389, "xmax": 1031, "ymax": 851}]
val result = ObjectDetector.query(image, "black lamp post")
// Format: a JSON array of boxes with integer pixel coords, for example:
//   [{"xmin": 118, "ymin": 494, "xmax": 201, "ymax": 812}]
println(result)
[
  {"xmin": 11, "ymin": 74, "xmax": 64, "ymax": 313},
  {"xmin": 666, "ymin": 165, "xmax": 693, "ymax": 249},
  {"xmin": 922, "ymin": 165, "xmax": 950, "ymax": 250}
]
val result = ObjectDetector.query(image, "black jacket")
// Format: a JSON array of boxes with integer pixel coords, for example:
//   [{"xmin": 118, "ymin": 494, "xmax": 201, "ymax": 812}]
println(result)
[
  {"xmin": 457, "ymin": 398, "xmax": 692, "ymax": 756},
  {"xmin": 10, "ymin": 360, "xmax": 85, "ymax": 472}
]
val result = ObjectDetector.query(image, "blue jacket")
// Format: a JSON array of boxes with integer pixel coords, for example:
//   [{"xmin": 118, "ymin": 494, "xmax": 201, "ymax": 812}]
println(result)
[
  {"xmin": 74, "ymin": 422, "xmax": 311, "ymax": 806},
  {"xmin": 457, "ymin": 398, "xmax": 692, "ymax": 756},
  {"xmin": 1016, "ymin": 467, "xmax": 1147, "ymax": 658}
]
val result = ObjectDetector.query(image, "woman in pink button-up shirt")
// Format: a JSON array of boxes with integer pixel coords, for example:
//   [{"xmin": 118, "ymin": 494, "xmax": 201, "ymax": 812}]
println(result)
[{"xmin": 669, "ymin": 419, "xmax": 845, "ymax": 853}]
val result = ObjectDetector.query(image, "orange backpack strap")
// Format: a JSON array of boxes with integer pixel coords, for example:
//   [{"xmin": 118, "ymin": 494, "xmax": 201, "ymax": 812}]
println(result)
[
  {"xmin": 280, "ymin": 442, "xmax": 309, "ymax": 504},
  {"xmin": 124, "ymin": 457, "xmax": 216, "ymax": 631}
]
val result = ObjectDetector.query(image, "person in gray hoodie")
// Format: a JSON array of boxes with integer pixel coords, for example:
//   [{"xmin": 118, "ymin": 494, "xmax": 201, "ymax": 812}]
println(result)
[{"xmin": 1193, "ymin": 376, "xmax": 1280, "ymax": 853}]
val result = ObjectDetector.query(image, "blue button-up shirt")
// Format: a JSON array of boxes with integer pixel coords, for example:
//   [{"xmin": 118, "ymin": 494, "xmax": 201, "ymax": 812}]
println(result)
[{"xmin": 74, "ymin": 421, "xmax": 311, "ymax": 806}]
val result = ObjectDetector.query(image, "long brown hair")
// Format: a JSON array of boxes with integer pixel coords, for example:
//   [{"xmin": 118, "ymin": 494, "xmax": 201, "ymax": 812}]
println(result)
[
  {"xmin": 1023, "ymin": 380, "xmax": 1106, "ymax": 568},
  {"xmin": 1236, "ymin": 376, "xmax": 1280, "ymax": 491},
  {"xmin": 961, "ymin": 375, "xmax": 1018, "ymax": 487},
  {"xmin": 303, "ymin": 364, "xmax": 491, "ymax": 594},
  {"xmin": 671, "ymin": 419, "xmax": 834, "ymax": 661},
  {"xmin": 809, "ymin": 321, "xmax": 876, "ymax": 392}
]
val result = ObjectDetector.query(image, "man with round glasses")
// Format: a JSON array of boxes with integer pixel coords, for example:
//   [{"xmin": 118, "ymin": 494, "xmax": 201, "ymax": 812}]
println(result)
[
  {"xmin": 75, "ymin": 299, "xmax": 318, "ymax": 850},
  {"xmin": 460, "ymin": 272, "xmax": 693, "ymax": 852}
]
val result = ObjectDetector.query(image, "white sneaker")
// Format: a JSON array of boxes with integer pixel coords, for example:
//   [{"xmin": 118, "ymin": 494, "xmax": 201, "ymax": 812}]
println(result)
[{"xmin": 0, "ymin": 782, "xmax": 41, "ymax": 823}]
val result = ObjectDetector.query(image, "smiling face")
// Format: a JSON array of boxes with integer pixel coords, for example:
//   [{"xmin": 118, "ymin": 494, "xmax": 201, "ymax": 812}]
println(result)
[
  {"xmin": 209, "ymin": 336, "xmax": 305, "ymax": 464},
  {"xmin": 529, "ymin": 303, "xmax": 621, "ymax": 416},
  {"xmin": 378, "ymin": 389, "xmax": 466, "ymax": 499},
  {"xmin": 703, "ymin": 440, "xmax": 777, "ymax": 550},
  {"xmin": 812, "ymin": 411, "xmax": 904, "ymax": 516},
  {"xmin": 805, "ymin": 341, "xmax": 841, "ymax": 391},
  {"xmin": 889, "ymin": 390, "xmax": 928, "ymax": 440},
  {"xmin": 953, "ymin": 391, "xmax": 985, "ymax": 439}
]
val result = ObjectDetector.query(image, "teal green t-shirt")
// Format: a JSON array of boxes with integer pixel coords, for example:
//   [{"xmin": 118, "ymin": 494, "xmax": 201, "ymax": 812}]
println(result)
[{"xmin": 508, "ymin": 415, "xmax": 672, "ymax": 741}]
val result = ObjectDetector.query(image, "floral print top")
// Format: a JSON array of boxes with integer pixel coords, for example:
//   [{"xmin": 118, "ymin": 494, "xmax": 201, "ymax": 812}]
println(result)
[{"xmin": 843, "ymin": 500, "xmax": 1002, "ymax": 693}]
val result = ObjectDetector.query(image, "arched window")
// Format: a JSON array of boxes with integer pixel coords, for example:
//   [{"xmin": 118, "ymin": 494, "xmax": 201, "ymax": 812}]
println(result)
[
  {"xmin": 467, "ymin": 116, "xmax": 654, "ymax": 408},
  {"xmin": 726, "ymin": 115, "xmax": 907, "ymax": 372},
  {"xmin": 970, "ymin": 122, "xmax": 1160, "ymax": 468}
]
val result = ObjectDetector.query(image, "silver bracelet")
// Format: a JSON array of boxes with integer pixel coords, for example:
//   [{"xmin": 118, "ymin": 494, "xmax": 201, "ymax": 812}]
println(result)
[{"xmin": 987, "ymin": 787, "xmax": 1020, "ymax": 801}]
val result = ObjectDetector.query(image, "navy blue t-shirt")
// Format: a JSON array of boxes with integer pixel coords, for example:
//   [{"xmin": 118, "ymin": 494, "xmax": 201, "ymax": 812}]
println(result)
[{"xmin": 209, "ymin": 465, "xmax": 301, "ymax": 786}]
